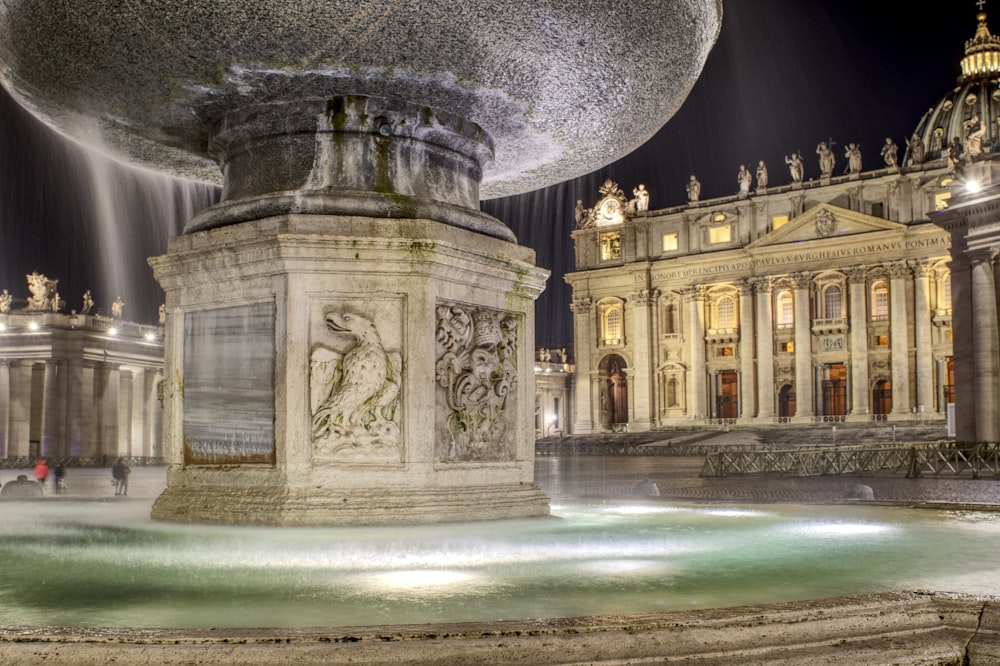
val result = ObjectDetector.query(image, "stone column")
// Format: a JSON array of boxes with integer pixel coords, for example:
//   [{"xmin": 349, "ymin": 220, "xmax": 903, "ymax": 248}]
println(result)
[
  {"xmin": 64, "ymin": 358, "xmax": 84, "ymax": 457},
  {"xmin": 737, "ymin": 280, "xmax": 756, "ymax": 419},
  {"xmin": 752, "ymin": 277, "xmax": 775, "ymax": 419},
  {"xmin": 888, "ymin": 261, "xmax": 911, "ymax": 414},
  {"xmin": 911, "ymin": 259, "xmax": 934, "ymax": 414},
  {"xmin": 628, "ymin": 288, "xmax": 658, "ymax": 431},
  {"xmin": 0, "ymin": 362, "xmax": 9, "ymax": 457},
  {"xmin": 570, "ymin": 297, "xmax": 595, "ymax": 433},
  {"xmin": 683, "ymin": 285, "xmax": 707, "ymax": 419},
  {"xmin": 791, "ymin": 273, "xmax": 814, "ymax": 418},
  {"xmin": 7, "ymin": 361, "xmax": 32, "ymax": 458},
  {"xmin": 40, "ymin": 361, "xmax": 60, "ymax": 458},
  {"xmin": 948, "ymin": 254, "xmax": 977, "ymax": 440},
  {"xmin": 970, "ymin": 249, "xmax": 1000, "ymax": 440},
  {"xmin": 130, "ymin": 368, "xmax": 147, "ymax": 457},
  {"xmin": 97, "ymin": 363, "xmax": 120, "ymax": 459},
  {"xmin": 81, "ymin": 362, "xmax": 98, "ymax": 459},
  {"xmin": 119, "ymin": 368, "xmax": 135, "ymax": 458},
  {"xmin": 846, "ymin": 267, "xmax": 870, "ymax": 416}
]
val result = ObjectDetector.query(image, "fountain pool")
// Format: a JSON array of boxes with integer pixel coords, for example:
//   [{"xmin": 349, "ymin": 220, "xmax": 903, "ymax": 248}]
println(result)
[{"xmin": 2, "ymin": 499, "xmax": 998, "ymax": 629}]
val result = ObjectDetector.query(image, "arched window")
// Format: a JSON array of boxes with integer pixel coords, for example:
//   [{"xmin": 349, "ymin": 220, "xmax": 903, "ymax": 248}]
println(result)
[
  {"xmin": 824, "ymin": 285, "xmax": 843, "ymax": 318},
  {"xmin": 716, "ymin": 296, "xmax": 735, "ymax": 329},
  {"xmin": 872, "ymin": 281, "xmax": 889, "ymax": 319},
  {"xmin": 776, "ymin": 291, "xmax": 793, "ymax": 327},
  {"xmin": 605, "ymin": 308, "xmax": 622, "ymax": 342}
]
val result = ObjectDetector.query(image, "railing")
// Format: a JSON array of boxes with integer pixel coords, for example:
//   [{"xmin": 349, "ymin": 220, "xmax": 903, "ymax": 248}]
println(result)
[{"xmin": 701, "ymin": 442, "xmax": 1000, "ymax": 479}]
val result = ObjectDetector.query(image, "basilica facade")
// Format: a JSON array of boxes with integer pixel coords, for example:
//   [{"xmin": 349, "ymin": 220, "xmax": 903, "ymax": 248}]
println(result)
[
  {"xmin": 566, "ymin": 10, "xmax": 1000, "ymax": 437},
  {"xmin": 567, "ymin": 168, "xmax": 954, "ymax": 433}
]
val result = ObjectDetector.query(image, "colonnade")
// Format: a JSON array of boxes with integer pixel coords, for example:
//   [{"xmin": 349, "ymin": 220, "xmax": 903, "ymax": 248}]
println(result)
[{"xmin": 0, "ymin": 359, "xmax": 161, "ymax": 460}]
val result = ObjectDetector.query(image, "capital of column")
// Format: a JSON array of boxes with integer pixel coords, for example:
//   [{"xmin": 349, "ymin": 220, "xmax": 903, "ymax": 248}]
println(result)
[
  {"xmin": 789, "ymin": 272, "xmax": 812, "ymax": 289},
  {"xmin": 680, "ymin": 284, "xmax": 706, "ymax": 301},
  {"xmin": 884, "ymin": 260, "xmax": 910, "ymax": 280},
  {"xmin": 748, "ymin": 275, "xmax": 772, "ymax": 294},
  {"xmin": 844, "ymin": 265, "xmax": 868, "ymax": 283},
  {"xmin": 629, "ymin": 288, "xmax": 660, "ymax": 307},
  {"xmin": 908, "ymin": 258, "xmax": 933, "ymax": 278},
  {"xmin": 968, "ymin": 247, "xmax": 999, "ymax": 266}
]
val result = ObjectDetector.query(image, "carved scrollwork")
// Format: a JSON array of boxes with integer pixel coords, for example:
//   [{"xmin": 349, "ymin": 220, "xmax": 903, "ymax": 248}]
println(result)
[{"xmin": 435, "ymin": 304, "xmax": 519, "ymax": 462}]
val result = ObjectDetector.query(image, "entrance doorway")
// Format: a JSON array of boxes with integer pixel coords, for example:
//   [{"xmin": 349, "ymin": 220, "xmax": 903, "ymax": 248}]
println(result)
[
  {"xmin": 599, "ymin": 354, "xmax": 629, "ymax": 429},
  {"xmin": 778, "ymin": 384, "xmax": 796, "ymax": 417},
  {"xmin": 822, "ymin": 363, "xmax": 847, "ymax": 416},
  {"xmin": 716, "ymin": 370, "xmax": 738, "ymax": 419},
  {"xmin": 873, "ymin": 379, "xmax": 892, "ymax": 415}
]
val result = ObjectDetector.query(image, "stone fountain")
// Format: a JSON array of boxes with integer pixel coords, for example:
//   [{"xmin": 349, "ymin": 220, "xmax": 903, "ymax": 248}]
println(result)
[{"xmin": 0, "ymin": 1, "xmax": 722, "ymax": 525}]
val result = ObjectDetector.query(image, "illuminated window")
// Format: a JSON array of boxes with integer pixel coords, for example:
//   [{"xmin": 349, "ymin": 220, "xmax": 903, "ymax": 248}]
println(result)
[
  {"xmin": 872, "ymin": 282, "xmax": 889, "ymax": 318},
  {"xmin": 718, "ymin": 347, "xmax": 734, "ymax": 357},
  {"xmin": 772, "ymin": 214, "xmax": 789, "ymax": 230},
  {"xmin": 662, "ymin": 233, "xmax": 678, "ymax": 252},
  {"xmin": 935, "ymin": 191, "xmax": 951, "ymax": 211},
  {"xmin": 716, "ymin": 296, "xmax": 735, "ymax": 328},
  {"xmin": 823, "ymin": 285, "xmax": 842, "ymax": 318},
  {"xmin": 776, "ymin": 291, "xmax": 793, "ymax": 326},
  {"xmin": 876, "ymin": 334, "xmax": 889, "ymax": 346},
  {"xmin": 600, "ymin": 232, "xmax": 621, "ymax": 260},
  {"xmin": 603, "ymin": 308, "xmax": 622, "ymax": 343},
  {"xmin": 709, "ymin": 225, "xmax": 731, "ymax": 244},
  {"xmin": 781, "ymin": 341, "xmax": 794, "ymax": 352}
]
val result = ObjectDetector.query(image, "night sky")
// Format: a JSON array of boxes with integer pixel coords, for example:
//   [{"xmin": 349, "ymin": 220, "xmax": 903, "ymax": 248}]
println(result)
[{"xmin": 0, "ymin": 0, "xmax": 978, "ymax": 345}]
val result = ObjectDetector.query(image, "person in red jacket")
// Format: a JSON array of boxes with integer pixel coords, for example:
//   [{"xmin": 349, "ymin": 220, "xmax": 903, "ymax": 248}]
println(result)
[{"xmin": 33, "ymin": 458, "xmax": 49, "ymax": 490}]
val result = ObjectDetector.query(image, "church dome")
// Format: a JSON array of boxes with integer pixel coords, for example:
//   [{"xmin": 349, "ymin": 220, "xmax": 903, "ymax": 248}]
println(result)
[{"xmin": 906, "ymin": 11, "xmax": 1000, "ymax": 165}]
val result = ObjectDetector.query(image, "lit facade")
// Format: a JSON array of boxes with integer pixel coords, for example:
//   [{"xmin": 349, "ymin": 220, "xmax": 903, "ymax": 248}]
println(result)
[
  {"xmin": 567, "ymin": 172, "xmax": 954, "ymax": 433},
  {"xmin": 0, "ymin": 311, "xmax": 164, "ymax": 461}
]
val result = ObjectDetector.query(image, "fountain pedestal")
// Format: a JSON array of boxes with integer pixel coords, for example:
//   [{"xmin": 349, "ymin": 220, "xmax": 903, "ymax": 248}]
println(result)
[
  {"xmin": 150, "ymin": 214, "xmax": 548, "ymax": 525},
  {"xmin": 147, "ymin": 97, "xmax": 549, "ymax": 525}
]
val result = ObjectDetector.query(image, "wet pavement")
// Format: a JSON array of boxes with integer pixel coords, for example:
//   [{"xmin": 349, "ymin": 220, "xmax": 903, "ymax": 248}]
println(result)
[{"xmin": 4, "ymin": 424, "xmax": 999, "ymax": 508}]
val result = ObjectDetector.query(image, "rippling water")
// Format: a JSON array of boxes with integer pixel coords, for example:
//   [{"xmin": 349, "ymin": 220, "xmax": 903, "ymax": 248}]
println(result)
[{"xmin": 1, "ymin": 499, "xmax": 997, "ymax": 629}]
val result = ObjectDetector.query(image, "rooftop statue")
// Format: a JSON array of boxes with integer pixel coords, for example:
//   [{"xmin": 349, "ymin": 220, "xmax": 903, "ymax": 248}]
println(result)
[
  {"xmin": 785, "ymin": 152, "xmax": 804, "ymax": 183},
  {"xmin": 25, "ymin": 272, "xmax": 56, "ymax": 311},
  {"xmin": 816, "ymin": 141, "xmax": 836, "ymax": 177},
  {"xmin": 948, "ymin": 136, "xmax": 965, "ymax": 173},
  {"xmin": 964, "ymin": 113, "xmax": 986, "ymax": 160},
  {"xmin": 844, "ymin": 143, "xmax": 862, "ymax": 174},
  {"xmin": 686, "ymin": 175, "xmax": 702, "ymax": 202},
  {"xmin": 632, "ymin": 184, "xmax": 650, "ymax": 212},
  {"xmin": 737, "ymin": 164, "xmax": 752, "ymax": 196},
  {"xmin": 81, "ymin": 290, "xmax": 93, "ymax": 315},
  {"xmin": 880, "ymin": 137, "xmax": 898, "ymax": 167},
  {"xmin": 907, "ymin": 133, "xmax": 926, "ymax": 165},
  {"xmin": 0, "ymin": 289, "xmax": 11, "ymax": 314},
  {"xmin": 755, "ymin": 160, "xmax": 768, "ymax": 190}
]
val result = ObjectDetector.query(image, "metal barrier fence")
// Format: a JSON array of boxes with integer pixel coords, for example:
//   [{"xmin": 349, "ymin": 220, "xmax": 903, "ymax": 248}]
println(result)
[{"xmin": 701, "ymin": 442, "xmax": 1000, "ymax": 479}]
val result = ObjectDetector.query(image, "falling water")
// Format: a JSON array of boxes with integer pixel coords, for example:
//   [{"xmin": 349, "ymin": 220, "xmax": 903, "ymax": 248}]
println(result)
[{"xmin": 0, "ymin": 88, "xmax": 217, "ymax": 324}]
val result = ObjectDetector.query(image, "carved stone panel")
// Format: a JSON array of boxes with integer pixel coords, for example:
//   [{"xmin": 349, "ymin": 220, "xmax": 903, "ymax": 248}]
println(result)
[
  {"xmin": 435, "ymin": 303, "xmax": 519, "ymax": 462},
  {"xmin": 183, "ymin": 302, "xmax": 276, "ymax": 465},
  {"xmin": 309, "ymin": 298, "xmax": 403, "ymax": 464}
]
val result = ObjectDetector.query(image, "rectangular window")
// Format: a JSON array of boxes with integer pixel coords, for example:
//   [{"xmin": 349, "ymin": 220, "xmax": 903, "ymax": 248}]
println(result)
[
  {"xmin": 661, "ymin": 233, "xmax": 678, "ymax": 252},
  {"xmin": 718, "ymin": 347, "xmax": 734, "ymax": 357},
  {"xmin": 708, "ymin": 225, "xmax": 731, "ymax": 244},
  {"xmin": 876, "ymin": 334, "xmax": 889, "ymax": 346},
  {"xmin": 935, "ymin": 191, "xmax": 951, "ymax": 211},
  {"xmin": 772, "ymin": 215, "xmax": 789, "ymax": 230},
  {"xmin": 870, "ymin": 202, "xmax": 884, "ymax": 218},
  {"xmin": 600, "ymin": 232, "xmax": 621, "ymax": 261},
  {"xmin": 780, "ymin": 341, "xmax": 794, "ymax": 353}
]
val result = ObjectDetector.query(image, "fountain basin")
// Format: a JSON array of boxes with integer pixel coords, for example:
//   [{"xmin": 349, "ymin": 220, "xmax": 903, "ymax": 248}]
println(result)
[
  {"xmin": 0, "ymin": 1, "xmax": 722, "ymax": 198},
  {"xmin": 3, "ymin": 498, "xmax": 999, "ymax": 629}
]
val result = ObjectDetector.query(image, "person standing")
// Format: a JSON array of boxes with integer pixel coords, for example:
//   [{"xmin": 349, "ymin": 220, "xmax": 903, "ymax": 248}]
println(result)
[
  {"xmin": 53, "ymin": 463, "xmax": 66, "ymax": 494},
  {"xmin": 34, "ymin": 458, "xmax": 49, "ymax": 490},
  {"xmin": 111, "ymin": 458, "xmax": 130, "ymax": 496}
]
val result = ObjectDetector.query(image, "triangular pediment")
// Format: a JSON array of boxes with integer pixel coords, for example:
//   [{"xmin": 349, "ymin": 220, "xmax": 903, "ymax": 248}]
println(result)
[{"xmin": 747, "ymin": 203, "xmax": 905, "ymax": 249}]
